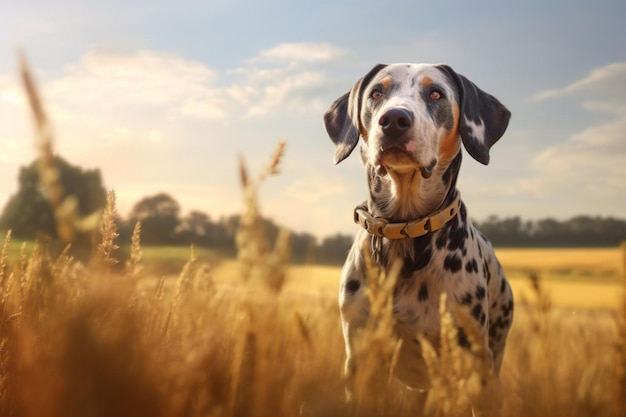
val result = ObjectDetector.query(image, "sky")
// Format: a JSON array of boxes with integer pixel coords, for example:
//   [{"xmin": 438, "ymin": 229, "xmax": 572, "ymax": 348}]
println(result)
[{"xmin": 1, "ymin": 0, "xmax": 625, "ymax": 239}]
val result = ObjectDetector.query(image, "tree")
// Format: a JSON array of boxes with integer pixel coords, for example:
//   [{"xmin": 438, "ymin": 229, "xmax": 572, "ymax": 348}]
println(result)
[
  {"xmin": 128, "ymin": 193, "xmax": 181, "ymax": 245},
  {"xmin": 176, "ymin": 210, "xmax": 221, "ymax": 246},
  {"xmin": 477, "ymin": 215, "xmax": 531, "ymax": 246},
  {"xmin": 0, "ymin": 157, "xmax": 106, "ymax": 238},
  {"xmin": 290, "ymin": 231, "xmax": 317, "ymax": 263},
  {"xmin": 318, "ymin": 233, "xmax": 353, "ymax": 264}
]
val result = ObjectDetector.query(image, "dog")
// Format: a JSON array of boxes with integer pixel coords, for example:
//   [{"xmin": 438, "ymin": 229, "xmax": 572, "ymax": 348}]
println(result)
[{"xmin": 323, "ymin": 63, "xmax": 514, "ymax": 390}]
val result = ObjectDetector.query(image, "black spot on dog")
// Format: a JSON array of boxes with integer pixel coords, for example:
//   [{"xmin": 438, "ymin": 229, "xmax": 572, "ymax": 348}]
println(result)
[
  {"xmin": 457, "ymin": 327, "xmax": 471, "ymax": 349},
  {"xmin": 471, "ymin": 303, "xmax": 483, "ymax": 320},
  {"xmin": 465, "ymin": 258, "xmax": 479, "ymax": 274},
  {"xmin": 480, "ymin": 312, "xmax": 486, "ymax": 326},
  {"xmin": 501, "ymin": 299, "xmax": 513, "ymax": 317},
  {"xmin": 488, "ymin": 327, "xmax": 498, "ymax": 340},
  {"xmin": 418, "ymin": 282, "xmax": 429, "ymax": 302},
  {"xmin": 489, "ymin": 316, "xmax": 511, "ymax": 340},
  {"xmin": 461, "ymin": 292, "xmax": 473, "ymax": 305},
  {"xmin": 435, "ymin": 228, "xmax": 449, "ymax": 250},
  {"xmin": 500, "ymin": 279, "xmax": 506, "ymax": 294},
  {"xmin": 414, "ymin": 246, "xmax": 433, "ymax": 270},
  {"xmin": 447, "ymin": 226, "xmax": 468, "ymax": 252},
  {"xmin": 346, "ymin": 279, "xmax": 361, "ymax": 294},
  {"xmin": 475, "ymin": 285, "xmax": 486, "ymax": 300},
  {"xmin": 443, "ymin": 253, "xmax": 462, "ymax": 273},
  {"xmin": 459, "ymin": 203, "xmax": 467, "ymax": 223},
  {"xmin": 484, "ymin": 259, "xmax": 492, "ymax": 283},
  {"xmin": 401, "ymin": 240, "xmax": 432, "ymax": 275}
]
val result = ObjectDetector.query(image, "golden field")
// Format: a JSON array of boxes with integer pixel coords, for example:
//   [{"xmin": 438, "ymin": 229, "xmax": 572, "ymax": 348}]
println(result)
[
  {"xmin": 2, "ymin": 210, "xmax": 625, "ymax": 417},
  {"xmin": 210, "ymin": 246, "xmax": 624, "ymax": 309}
]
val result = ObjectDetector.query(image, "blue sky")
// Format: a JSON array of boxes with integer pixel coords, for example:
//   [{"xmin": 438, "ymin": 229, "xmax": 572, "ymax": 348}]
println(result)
[{"xmin": 1, "ymin": 0, "xmax": 625, "ymax": 238}]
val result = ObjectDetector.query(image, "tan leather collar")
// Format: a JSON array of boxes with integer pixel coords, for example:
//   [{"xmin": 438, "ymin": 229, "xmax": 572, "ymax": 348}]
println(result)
[{"xmin": 354, "ymin": 194, "xmax": 461, "ymax": 239}]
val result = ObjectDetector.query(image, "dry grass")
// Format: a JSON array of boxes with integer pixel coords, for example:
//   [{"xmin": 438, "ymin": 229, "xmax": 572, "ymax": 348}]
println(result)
[{"xmin": 1, "ymin": 54, "xmax": 625, "ymax": 417}]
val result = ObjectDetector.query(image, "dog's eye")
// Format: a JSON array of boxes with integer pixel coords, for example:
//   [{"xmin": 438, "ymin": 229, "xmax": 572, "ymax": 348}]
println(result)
[
  {"xmin": 429, "ymin": 90, "xmax": 443, "ymax": 100},
  {"xmin": 371, "ymin": 90, "xmax": 383, "ymax": 100}
]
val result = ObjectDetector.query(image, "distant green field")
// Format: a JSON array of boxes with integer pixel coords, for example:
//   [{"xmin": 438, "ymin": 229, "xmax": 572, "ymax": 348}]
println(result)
[{"xmin": 2, "ymin": 237, "xmax": 222, "ymax": 274}]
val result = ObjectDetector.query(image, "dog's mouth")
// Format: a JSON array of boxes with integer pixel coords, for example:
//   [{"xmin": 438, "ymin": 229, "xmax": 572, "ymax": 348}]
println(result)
[{"xmin": 375, "ymin": 148, "xmax": 436, "ymax": 179}]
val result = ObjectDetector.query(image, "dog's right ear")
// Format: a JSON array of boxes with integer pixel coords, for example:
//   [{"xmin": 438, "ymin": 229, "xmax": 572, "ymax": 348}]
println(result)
[{"xmin": 324, "ymin": 64, "xmax": 387, "ymax": 164}]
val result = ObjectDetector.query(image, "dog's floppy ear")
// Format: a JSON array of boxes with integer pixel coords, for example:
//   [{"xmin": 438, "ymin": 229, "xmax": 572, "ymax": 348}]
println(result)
[
  {"xmin": 438, "ymin": 65, "xmax": 511, "ymax": 165},
  {"xmin": 324, "ymin": 64, "xmax": 387, "ymax": 164}
]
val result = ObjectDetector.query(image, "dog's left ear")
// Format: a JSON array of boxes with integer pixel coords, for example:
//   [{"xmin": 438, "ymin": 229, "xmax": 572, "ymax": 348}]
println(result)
[
  {"xmin": 324, "ymin": 64, "xmax": 388, "ymax": 164},
  {"xmin": 438, "ymin": 65, "xmax": 511, "ymax": 165}
]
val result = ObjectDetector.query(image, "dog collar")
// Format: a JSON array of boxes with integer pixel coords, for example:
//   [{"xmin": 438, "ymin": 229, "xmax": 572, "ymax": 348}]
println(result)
[{"xmin": 354, "ymin": 194, "xmax": 461, "ymax": 239}]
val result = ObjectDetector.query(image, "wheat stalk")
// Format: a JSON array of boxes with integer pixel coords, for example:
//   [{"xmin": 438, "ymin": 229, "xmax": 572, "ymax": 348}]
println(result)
[
  {"xmin": 259, "ymin": 139, "xmax": 286, "ymax": 182},
  {"xmin": 163, "ymin": 246, "xmax": 198, "ymax": 337},
  {"xmin": 0, "ymin": 230, "xmax": 10, "ymax": 287},
  {"xmin": 19, "ymin": 52, "xmax": 100, "ymax": 242},
  {"xmin": 125, "ymin": 221, "xmax": 143, "ymax": 280},
  {"xmin": 0, "ymin": 230, "xmax": 15, "ymax": 319},
  {"xmin": 417, "ymin": 292, "xmax": 502, "ymax": 417},
  {"xmin": 348, "ymin": 247, "xmax": 402, "ymax": 414},
  {"xmin": 95, "ymin": 189, "xmax": 120, "ymax": 269},
  {"xmin": 17, "ymin": 242, "xmax": 28, "ymax": 314},
  {"xmin": 236, "ymin": 140, "xmax": 290, "ymax": 293}
]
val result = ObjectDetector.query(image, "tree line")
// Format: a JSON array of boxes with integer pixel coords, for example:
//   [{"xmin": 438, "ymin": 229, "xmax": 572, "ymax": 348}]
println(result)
[
  {"xmin": 0, "ymin": 157, "xmax": 352, "ymax": 264},
  {"xmin": 473, "ymin": 215, "xmax": 626, "ymax": 248},
  {"xmin": 1, "ymin": 157, "xmax": 625, "ymax": 265}
]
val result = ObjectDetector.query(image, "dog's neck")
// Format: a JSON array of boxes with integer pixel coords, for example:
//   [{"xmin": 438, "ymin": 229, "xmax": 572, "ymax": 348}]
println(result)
[{"xmin": 365, "ymin": 152, "xmax": 462, "ymax": 222}]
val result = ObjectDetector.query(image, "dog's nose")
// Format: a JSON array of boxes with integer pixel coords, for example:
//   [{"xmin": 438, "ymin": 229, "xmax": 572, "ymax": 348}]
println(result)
[{"xmin": 379, "ymin": 108, "xmax": 413, "ymax": 137}]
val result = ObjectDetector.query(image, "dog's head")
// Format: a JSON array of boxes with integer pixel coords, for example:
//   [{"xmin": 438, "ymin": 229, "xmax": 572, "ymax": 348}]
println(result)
[{"xmin": 324, "ymin": 64, "xmax": 510, "ymax": 178}]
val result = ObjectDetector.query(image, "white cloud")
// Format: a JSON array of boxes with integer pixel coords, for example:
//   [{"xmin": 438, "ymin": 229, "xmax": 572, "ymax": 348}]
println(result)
[
  {"xmin": 527, "ymin": 60, "xmax": 626, "ymax": 197},
  {"xmin": 532, "ymin": 61, "xmax": 626, "ymax": 102},
  {"xmin": 46, "ymin": 50, "xmax": 225, "ymax": 121},
  {"xmin": 248, "ymin": 42, "xmax": 346, "ymax": 64},
  {"xmin": 529, "ymin": 117, "xmax": 626, "ymax": 190},
  {"xmin": 228, "ymin": 43, "xmax": 349, "ymax": 118},
  {"xmin": 244, "ymin": 70, "xmax": 328, "ymax": 117},
  {"xmin": 283, "ymin": 175, "xmax": 347, "ymax": 204},
  {"xmin": 2, "ymin": 46, "xmax": 340, "ymax": 164},
  {"xmin": 581, "ymin": 100, "xmax": 626, "ymax": 116}
]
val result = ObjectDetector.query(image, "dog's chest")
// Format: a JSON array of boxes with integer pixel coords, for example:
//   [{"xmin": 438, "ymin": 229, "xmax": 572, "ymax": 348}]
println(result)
[{"xmin": 384, "ymin": 234, "xmax": 480, "ymax": 340}]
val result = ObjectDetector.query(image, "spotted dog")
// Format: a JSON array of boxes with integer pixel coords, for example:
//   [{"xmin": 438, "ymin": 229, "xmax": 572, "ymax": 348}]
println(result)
[{"xmin": 323, "ymin": 63, "xmax": 514, "ymax": 389}]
